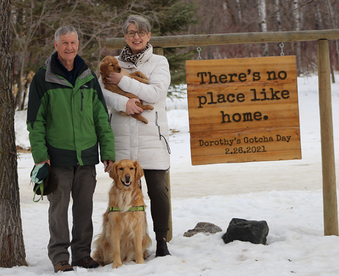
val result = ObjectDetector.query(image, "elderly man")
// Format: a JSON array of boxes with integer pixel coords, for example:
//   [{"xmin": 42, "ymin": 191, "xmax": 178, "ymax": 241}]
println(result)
[{"xmin": 27, "ymin": 26, "xmax": 115, "ymax": 272}]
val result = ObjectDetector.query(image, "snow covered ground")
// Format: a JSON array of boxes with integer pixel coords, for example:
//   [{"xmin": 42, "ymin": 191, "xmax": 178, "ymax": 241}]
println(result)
[{"xmin": 3, "ymin": 75, "xmax": 339, "ymax": 275}]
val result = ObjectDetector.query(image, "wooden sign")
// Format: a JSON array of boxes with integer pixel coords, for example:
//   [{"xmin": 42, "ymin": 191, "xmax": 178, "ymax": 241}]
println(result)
[{"xmin": 186, "ymin": 56, "xmax": 301, "ymax": 165}]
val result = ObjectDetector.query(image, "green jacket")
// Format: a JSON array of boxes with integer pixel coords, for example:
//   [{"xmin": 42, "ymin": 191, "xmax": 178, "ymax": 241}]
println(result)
[{"xmin": 27, "ymin": 52, "xmax": 115, "ymax": 166}]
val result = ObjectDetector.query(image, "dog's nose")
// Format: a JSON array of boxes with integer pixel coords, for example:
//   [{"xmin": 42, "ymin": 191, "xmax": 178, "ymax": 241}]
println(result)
[
  {"xmin": 118, "ymin": 68, "xmax": 121, "ymax": 73},
  {"xmin": 125, "ymin": 175, "xmax": 130, "ymax": 182}
]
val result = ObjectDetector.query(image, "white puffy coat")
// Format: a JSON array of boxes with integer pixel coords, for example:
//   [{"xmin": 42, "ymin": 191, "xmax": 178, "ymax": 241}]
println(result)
[{"xmin": 100, "ymin": 45, "xmax": 171, "ymax": 170}]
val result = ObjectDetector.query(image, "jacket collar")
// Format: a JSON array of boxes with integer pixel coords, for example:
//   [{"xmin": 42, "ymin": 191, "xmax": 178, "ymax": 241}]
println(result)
[
  {"xmin": 45, "ymin": 52, "xmax": 91, "ymax": 87},
  {"xmin": 118, "ymin": 44, "xmax": 153, "ymax": 69}
]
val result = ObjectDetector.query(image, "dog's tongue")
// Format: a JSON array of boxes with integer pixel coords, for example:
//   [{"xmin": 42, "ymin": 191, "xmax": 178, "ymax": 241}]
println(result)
[{"xmin": 124, "ymin": 181, "xmax": 131, "ymax": 186}]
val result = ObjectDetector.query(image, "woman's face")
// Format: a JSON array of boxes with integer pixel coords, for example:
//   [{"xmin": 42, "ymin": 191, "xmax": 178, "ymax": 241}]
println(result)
[{"xmin": 124, "ymin": 23, "xmax": 151, "ymax": 55}]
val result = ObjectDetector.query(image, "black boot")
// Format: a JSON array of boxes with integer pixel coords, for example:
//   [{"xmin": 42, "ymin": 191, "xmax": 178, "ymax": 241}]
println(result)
[{"xmin": 156, "ymin": 238, "xmax": 171, "ymax": 257}]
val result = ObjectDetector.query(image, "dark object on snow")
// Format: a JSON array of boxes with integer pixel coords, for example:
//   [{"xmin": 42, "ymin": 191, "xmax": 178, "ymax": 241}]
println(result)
[
  {"xmin": 184, "ymin": 222, "xmax": 222, "ymax": 237},
  {"xmin": 222, "ymin": 218, "xmax": 269, "ymax": 245}
]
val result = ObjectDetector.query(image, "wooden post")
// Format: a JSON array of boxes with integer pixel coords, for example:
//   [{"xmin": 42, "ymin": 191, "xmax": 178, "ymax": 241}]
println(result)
[
  {"xmin": 317, "ymin": 39, "xmax": 339, "ymax": 236},
  {"xmin": 153, "ymin": 46, "xmax": 173, "ymax": 241},
  {"xmin": 153, "ymin": 47, "xmax": 164, "ymax": 55}
]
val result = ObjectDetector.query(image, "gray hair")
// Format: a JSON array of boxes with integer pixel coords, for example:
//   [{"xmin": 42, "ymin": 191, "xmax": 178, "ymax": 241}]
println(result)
[
  {"xmin": 54, "ymin": 26, "xmax": 78, "ymax": 43},
  {"xmin": 122, "ymin": 15, "xmax": 151, "ymax": 34}
]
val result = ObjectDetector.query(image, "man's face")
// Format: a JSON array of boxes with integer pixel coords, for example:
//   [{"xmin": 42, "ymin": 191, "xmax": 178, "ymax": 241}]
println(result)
[{"xmin": 54, "ymin": 32, "xmax": 79, "ymax": 65}]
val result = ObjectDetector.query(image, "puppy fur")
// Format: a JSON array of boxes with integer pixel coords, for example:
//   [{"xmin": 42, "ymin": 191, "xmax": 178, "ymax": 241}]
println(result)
[
  {"xmin": 92, "ymin": 159, "xmax": 151, "ymax": 268},
  {"xmin": 99, "ymin": 56, "xmax": 153, "ymax": 124}
]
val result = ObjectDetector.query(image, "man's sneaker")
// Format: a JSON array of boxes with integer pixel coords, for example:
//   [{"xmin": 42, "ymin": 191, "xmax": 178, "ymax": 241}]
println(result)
[
  {"xmin": 71, "ymin": 256, "xmax": 99, "ymax": 269},
  {"xmin": 54, "ymin": 260, "xmax": 74, "ymax": 272}
]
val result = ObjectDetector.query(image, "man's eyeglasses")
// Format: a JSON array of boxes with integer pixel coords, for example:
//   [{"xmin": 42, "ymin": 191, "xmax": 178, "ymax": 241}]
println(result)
[{"xmin": 127, "ymin": 31, "xmax": 147, "ymax": 37}]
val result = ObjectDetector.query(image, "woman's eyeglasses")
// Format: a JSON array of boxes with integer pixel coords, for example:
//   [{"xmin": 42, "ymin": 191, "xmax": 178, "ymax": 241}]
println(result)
[{"xmin": 127, "ymin": 31, "xmax": 147, "ymax": 37}]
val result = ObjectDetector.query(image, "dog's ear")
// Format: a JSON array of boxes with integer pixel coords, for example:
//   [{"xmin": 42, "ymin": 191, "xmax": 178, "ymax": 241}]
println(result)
[
  {"xmin": 99, "ymin": 56, "xmax": 113, "ymax": 77},
  {"xmin": 99, "ymin": 61, "xmax": 107, "ymax": 79},
  {"xmin": 110, "ymin": 161, "xmax": 119, "ymax": 182},
  {"xmin": 134, "ymin": 161, "xmax": 144, "ymax": 180}
]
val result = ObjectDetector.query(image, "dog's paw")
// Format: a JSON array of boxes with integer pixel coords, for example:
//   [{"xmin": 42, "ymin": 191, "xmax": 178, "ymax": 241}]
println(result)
[
  {"xmin": 133, "ymin": 114, "xmax": 148, "ymax": 124},
  {"xmin": 143, "ymin": 250, "xmax": 150, "ymax": 260},
  {"xmin": 112, "ymin": 261, "xmax": 122, "ymax": 268},
  {"xmin": 119, "ymin": 111, "xmax": 129, "ymax": 117}
]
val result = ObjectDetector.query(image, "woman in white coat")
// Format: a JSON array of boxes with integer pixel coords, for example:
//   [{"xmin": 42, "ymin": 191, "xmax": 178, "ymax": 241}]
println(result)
[{"xmin": 100, "ymin": 15, "xmax": 171, "ymax": 257}]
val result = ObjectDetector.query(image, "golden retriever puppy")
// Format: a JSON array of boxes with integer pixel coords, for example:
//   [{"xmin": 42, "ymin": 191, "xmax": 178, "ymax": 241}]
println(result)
[
  {"xmin": 92, "ymin": 159, "xmax": 151, "ymax": 268},
  {"xmin": 99, "ymin": 56, "xmax": 153, "ymax": 124}
]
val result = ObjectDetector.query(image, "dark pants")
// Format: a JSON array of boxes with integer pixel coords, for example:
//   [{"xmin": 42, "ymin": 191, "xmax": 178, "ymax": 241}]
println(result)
[
  {"xmin": 47, "ymin": 165, "xmax": 96, "ymax": 265},
  {"xmin": 143, "ymin": 170, "xmax": 170, "ymax": 241}
]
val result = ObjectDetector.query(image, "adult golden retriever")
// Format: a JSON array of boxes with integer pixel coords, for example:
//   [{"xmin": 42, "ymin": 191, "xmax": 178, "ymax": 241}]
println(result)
[
  {"xmin": 92, "ymin": 159, "xmax": 151, "ymax": 268},
  {"xmin": 99, "ymin": 55, "xmax": 153, "ymax": 124}
]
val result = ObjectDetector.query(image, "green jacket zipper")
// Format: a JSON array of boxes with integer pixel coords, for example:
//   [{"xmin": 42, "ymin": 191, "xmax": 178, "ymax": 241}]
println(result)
[{"xmin": 81, "ymin": 90, "xmax": 84, "ymax": 111}]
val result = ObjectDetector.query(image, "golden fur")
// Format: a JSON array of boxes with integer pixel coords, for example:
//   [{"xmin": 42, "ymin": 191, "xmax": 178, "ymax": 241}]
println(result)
[
  {"xmin": 99, "ymin": 55, "xmax": 153, "ymax": 124},
  {"xmin": 92, "ymin": 159, "xmax": 151, "ymax": 268}
]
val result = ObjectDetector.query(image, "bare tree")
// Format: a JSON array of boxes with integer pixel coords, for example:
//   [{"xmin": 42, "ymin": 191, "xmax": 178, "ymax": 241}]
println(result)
[
  {"xmin": 259, "ymin": 0, "xmax": 269, "ymax": 56},
  {"xmin": 10, "ymin": 0, "xmax": 155, "ymax": 110},
  {"xmin": 11, "ymin": 0, "xmax": 57, "ymax": 110},
  {"xmin": 265, "ymin": 0, "xmax": 281, "ymax": 56},
  {"xmin": 183, "ymin": 0, "xmax": 338, "ymax": 76},
  {"xmin": 325, "ymin": 0, "xmax": 338, "ymax": 82},
  {"xmin": 293, "ymin": 0, "xmax": 302, "ymax": 74},
  {"xmin": 0, "ymin": 0, "xmax": 27, "ymax": 268}
]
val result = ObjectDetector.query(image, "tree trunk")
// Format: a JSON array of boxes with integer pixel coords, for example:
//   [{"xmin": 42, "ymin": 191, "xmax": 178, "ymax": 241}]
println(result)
[
  {"xmin": 294, "ymin": 0, "xmax": 302, "ymax": 75},
  {"xmin": 259, "ymin": 0, "xmax": 268, "ymax": 56},
  {"xmin": 0, "ymin": 0, "xmax": 27, "ymax": 268},
  {"xmin": 14, "ymin": 65, "xmax": 24, "ymax": 110},
  {"xmin": 326, "ymin": 0, "xmax": 337, "ymax": 83},
  {"xmin": 265, "ymin": 0, "xmax": 280, "ymax": 56}
]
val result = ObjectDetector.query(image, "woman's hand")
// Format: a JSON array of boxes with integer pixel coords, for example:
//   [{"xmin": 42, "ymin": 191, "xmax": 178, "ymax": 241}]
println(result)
[
  {"xmin": 107, "ymin": 71, "xmax": 124, "ymax": 85},
  {"xmin": 126, "ymin": 98, "xmax": 143, "ymax": 114}
]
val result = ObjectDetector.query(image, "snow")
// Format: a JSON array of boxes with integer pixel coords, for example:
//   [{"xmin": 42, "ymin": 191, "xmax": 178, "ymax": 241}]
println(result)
[{"xmin": 4, "ymin": 75, "xmax": 339, "ymax": 275}]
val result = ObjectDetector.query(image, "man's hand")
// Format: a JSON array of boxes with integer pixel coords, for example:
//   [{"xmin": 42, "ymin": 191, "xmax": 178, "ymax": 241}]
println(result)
[
  {"xmin": 35, "ymin": 160, "xmax": 51, "ymax": 166},
  {"xmin": 103, "ymin": 160, "xmax": 114, "ymax": 172}
]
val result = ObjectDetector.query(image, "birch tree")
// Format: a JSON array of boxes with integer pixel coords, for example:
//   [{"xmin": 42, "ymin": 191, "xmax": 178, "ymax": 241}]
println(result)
[
  {"xmin": 259, "ymin": 0, "xmax": 268, "ymax": 56},
  {"xmin": 293, "ymin": 0, "xmax": 302, "ymax": 74}
]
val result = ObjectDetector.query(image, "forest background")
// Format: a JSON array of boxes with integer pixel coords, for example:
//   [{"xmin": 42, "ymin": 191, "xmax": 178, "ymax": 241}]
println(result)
[{"xmin": 11, "ymin": 0, "xmax": 339, "ymax": 111}]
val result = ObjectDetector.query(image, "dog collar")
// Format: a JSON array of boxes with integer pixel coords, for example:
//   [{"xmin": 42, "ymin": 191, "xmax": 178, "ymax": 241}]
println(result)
[{"xmin": 108, "ymin": 206, "xmax": 145, "ymax": 213}]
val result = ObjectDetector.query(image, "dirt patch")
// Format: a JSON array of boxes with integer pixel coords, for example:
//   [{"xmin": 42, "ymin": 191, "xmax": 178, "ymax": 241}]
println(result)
[{"xmin": 16, "ymin": 145, "xmax": 31, "ymax": 153}]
